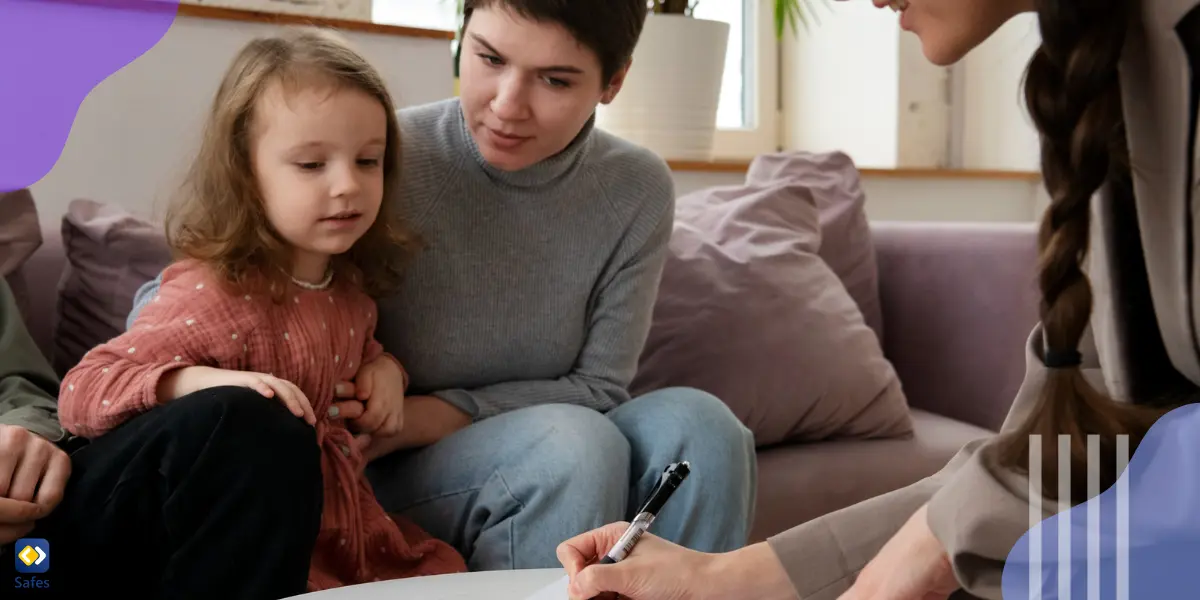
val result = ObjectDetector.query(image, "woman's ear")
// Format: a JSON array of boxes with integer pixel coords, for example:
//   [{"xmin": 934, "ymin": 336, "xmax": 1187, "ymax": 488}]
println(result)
[{"xmin": 600, "ymin": 60, "xmax": 632, "ymax": 104}]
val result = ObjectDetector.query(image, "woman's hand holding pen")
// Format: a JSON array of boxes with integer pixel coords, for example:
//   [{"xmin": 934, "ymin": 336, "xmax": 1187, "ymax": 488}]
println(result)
[
  {"xmin": 556, "ymin": 523, "xmax": 797, "ymax": 600},
  {"xmin": 557, "ymin": 521, "xmax": 704, "ymax": 600}
]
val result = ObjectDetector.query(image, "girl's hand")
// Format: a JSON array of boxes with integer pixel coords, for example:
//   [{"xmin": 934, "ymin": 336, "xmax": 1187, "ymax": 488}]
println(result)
[
  {"xmin": 158, "ymin": 366, "xmax": 316, "ymax": 426},
  {"xmin": 350, "ymin": 355, "xmax": 407, "ymax": 438},
  {"xmin": 837, "ymin": 504, "xmax": 959, "ymax": 600}
]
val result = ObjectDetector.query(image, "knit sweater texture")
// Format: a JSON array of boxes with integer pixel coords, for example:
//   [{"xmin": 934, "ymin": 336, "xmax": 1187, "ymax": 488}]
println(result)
[
  {"xmin": 124, "ymin": 98, "xmax": 676, "ymax": 420},
  {"xmin": 377, "ymin": 98, "xmax": 676, "ymax": 420},
  {"xmin": 60, "ymin": 259, "xmax": 467, "ymax": 591}
]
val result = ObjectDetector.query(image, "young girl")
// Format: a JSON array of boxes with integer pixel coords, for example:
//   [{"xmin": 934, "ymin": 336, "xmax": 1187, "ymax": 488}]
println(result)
[{"xmin": 56, "ymin": 27, "xmax": 468, "ymax": 591}]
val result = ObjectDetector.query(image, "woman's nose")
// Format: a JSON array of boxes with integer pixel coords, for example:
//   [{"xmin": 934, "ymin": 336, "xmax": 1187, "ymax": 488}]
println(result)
[{"xmin": 491, "ymin": 75, "xmax": 530, "ymax": 121}]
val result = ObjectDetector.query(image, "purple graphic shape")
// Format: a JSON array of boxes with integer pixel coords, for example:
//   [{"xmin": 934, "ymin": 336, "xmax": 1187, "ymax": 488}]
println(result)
[{"xmin": 1, "ymin": 0, "xmax": 180, "ymax": 192}]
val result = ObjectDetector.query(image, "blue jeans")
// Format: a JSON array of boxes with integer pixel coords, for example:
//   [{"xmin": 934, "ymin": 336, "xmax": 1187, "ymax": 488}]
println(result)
[{"xmin": 363, "ymin": 387, "xmax": 757, "ymax": 571}]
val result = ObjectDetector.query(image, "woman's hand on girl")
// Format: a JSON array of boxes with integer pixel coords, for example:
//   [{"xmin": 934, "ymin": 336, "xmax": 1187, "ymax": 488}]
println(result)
[
  {"xmin": 349, "ymin": 355, "xmax": 407, "ymax": 438},
  {"xmin": 158, "ymin": 366, "xmax": 316, "ymax": 425}
]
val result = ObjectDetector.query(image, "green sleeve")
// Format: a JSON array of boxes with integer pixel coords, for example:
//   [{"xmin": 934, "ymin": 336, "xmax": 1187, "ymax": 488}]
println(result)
[{"xmin": 0, "ymin": 276, "xmax": 68, "ymax": 444}]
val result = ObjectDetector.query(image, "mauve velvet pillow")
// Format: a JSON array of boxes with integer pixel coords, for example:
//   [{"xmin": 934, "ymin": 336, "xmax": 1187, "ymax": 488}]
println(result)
[
  {"xmin": 751, "ymin": 152, "xmax": 885, "ymax": 343},
  {"xmin": 629, "ymin": 151, "xmax": 911, "ymax": 446},
  {"xmin": 53, "ymin": 199, "xmax": 171, "ymax": 375}
]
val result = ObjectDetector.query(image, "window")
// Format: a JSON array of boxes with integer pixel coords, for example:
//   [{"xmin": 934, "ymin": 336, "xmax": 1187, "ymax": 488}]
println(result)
[
  {"xmin": 372, "ymin": 0, "xmax": 777, "ymax": 159},
  {"xmin": 373, "ymin": 0, "xmax": 459, "ymax": 32},
  {"xmin": 692, "ymin": 1, "xmax": 745, "ymax": 130},
  {"xmin": 700, "ymin": 0, "xmax": 780, "ymax": 159}
]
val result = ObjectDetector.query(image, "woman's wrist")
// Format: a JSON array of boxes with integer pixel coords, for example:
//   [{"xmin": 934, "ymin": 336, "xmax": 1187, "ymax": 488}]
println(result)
[
  {"xmin": 401, "ymin": 395, "xmax": 472, "ymax": 446},
  {"xmin": 703, "ymin": 542, "xmax": 796, "ymax": 600}
]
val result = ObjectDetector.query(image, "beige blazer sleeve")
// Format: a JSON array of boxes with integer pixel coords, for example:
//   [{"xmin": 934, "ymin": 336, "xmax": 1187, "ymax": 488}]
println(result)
[
  {"xmin": 921, "ymin": 322, "xmax": 1083, "ymax": 598},
  {"xmin": 765, "ymin": 443, "xmax": 964, "ymax": 599},
  {"xmin": 767, "ymin": 322, "xmax": 1105, "ymax": 600}
]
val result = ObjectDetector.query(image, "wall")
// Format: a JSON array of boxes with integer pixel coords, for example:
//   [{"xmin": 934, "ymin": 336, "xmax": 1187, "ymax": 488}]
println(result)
[
  {"xmin": 780, "ymin": 6, "xmax": 1041, "ymax": 174},
  {"xmin": 782, "ymin": 1, "xmax": 900, "ymax": 168},
  {"xmin": 958, "ymin": 13, "xmax": 1041, "ymax": 171},
  {"xmin": 27, "ymin": 9, "xmax": 1039, "ymax": 229},
  {"xmin": 27, "ymin": 13, "xmax": 454, "ymax": 227}
]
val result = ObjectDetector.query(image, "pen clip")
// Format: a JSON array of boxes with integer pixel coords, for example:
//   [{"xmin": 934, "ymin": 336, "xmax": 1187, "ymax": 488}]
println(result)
[{"xmin": 637, "ymin": 461, "xmax": 688, "ymax": 514}]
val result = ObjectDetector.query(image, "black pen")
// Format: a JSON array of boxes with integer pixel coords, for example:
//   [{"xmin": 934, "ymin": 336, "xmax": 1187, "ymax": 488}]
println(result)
[{"xmin": 599, "ymin": 461, "xmax": 690, "ymax": 564}]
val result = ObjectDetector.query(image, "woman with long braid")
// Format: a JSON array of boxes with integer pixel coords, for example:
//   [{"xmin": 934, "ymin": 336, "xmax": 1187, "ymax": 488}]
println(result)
[{"xmin": 557, "ymin": 0, "xmax": 1200, "ymax": 598}]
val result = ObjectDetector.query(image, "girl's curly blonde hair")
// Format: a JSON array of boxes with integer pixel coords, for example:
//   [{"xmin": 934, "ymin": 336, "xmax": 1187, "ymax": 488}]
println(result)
[{"xmin": 165, "ymin": 26, "xmax": 419, "ymax": 300}]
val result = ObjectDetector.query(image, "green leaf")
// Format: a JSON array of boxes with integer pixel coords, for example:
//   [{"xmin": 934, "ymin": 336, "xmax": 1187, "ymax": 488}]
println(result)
[{"xmin": 775, "ymin": 0, "xmax": 827, "ymax": 40}]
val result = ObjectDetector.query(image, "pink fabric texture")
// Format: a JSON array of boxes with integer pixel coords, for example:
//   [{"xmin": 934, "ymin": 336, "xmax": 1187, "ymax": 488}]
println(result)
[
  {"xmin": 58, "ymin": 259, "xmax": 467, "ymax": 590},
  {"xmin": 630, "ymin": 151, "xmax": 912, "ymax": 446}
]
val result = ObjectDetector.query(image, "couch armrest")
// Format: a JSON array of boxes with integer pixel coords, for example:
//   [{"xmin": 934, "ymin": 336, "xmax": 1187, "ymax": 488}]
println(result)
[{"xmin": 871, "ymin": 221, "xmax": 1039, "ymax": 432}]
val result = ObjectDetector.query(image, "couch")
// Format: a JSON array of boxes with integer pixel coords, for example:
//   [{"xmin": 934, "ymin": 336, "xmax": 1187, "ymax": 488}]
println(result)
[{"xmin": 11, "ymin": 214, "xmax": 1039, "ymax": 544}]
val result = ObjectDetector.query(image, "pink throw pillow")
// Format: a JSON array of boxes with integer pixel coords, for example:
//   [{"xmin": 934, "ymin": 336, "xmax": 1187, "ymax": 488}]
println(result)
[
  {"xmin": 630, "ymin": 151, "xmax": 911, "ymax": 446},
  {"xmin": 53, "ymin": 199, "xmax": 171, "ymax": 375}
]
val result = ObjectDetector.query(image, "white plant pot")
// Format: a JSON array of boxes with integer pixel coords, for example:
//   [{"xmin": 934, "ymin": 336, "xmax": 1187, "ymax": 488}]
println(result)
[{"xmin": 596, "ymin": 14, "xmax": 730, "ymax": 161}]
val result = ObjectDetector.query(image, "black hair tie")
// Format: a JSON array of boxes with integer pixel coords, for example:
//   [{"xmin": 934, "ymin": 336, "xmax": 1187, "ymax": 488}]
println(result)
[{"xmin": 1044, "ymin": 348, "xmax": 1082, "ymax": 368}]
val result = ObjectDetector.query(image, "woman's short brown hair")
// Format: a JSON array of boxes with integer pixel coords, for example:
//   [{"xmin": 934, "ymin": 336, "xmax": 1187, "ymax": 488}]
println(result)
[
  {"xmin": 165, "ymin": 26, "xmax": 419, "ymax": 300},
  {"xmin": 462, "ymin": 0, "xmax": 647, "ymax": 85}
]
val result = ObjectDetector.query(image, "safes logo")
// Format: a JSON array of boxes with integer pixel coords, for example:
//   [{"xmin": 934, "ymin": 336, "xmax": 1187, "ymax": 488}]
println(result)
[{"xmin": 14, "ymin": 539, "xmax": 49, "ymax": 574}]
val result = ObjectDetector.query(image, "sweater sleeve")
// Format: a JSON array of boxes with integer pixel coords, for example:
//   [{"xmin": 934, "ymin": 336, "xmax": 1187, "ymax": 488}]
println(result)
[
  {"xmin": 127, "ymin": 272, "xmax": 164, "ymax": 331},
  {"xmin": 58, "ymin": 263, "xmax": 250, "ymax": 439},
  {"xmin": 432, "ymin": 183, "xmax": 674, "ymax": 421},
  {"xmin": 0, "ymin": 276, "xmax": 69, "ymax": 445}
]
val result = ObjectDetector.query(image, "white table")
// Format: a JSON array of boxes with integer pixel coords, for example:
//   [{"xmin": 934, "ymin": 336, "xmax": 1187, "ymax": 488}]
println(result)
[{"xmin": 291, "ymin": 568, "xmax": 568, "ymax": 599}]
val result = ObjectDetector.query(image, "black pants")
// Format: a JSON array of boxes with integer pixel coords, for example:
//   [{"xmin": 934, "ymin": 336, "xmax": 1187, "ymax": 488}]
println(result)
[{"xmin": 6, "ymin": 386, "xmax": 323, "ymax": 599}]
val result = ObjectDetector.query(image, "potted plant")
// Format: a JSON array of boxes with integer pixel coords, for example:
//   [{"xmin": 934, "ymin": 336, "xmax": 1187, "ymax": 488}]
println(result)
[{"xmin": 587, "ymin": 1, "xmax": 725, "ymax": 160}]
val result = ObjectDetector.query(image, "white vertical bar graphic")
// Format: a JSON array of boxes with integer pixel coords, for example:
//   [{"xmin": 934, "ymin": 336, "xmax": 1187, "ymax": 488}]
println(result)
[
  {"xmin": 1030, "ymin": 434, "xmax": 1043, "ymax": 600},
  {"xmin": 1059, "ymin": 434, "xmax": 1072, "ymax": 600},
  {"xmin": 1117, "ymin": 434, "xmax": 1130, "ymax": 600},
  {"xmin": 1088, "ymin": 434, "xmax": 1100, "ymax": 600}
]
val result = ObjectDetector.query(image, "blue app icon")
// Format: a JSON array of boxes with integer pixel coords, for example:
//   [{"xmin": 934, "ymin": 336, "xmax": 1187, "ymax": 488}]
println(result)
[{"xmin": 14, "ymin": 538, "xmax": 49, "ymax": 573}]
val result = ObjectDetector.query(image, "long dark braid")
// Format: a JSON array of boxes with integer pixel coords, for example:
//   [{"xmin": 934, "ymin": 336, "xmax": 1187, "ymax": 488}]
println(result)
[{"xmin": 995, "ymin": 0, "xmax": 1173, "ymax": 503}]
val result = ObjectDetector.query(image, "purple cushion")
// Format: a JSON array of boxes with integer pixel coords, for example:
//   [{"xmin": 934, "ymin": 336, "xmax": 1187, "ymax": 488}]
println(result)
[
  {"xmin": 630, "ymin": 151, "xmax": 911, "ymax": 446},
  {"xmin": 53, "ymin": 199, "xmax": 171, "ymax": 375}
]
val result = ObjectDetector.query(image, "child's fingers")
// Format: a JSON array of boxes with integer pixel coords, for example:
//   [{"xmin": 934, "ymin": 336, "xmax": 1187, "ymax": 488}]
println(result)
[
  {"xmin": 279, "ymin": 378, "xmax": 316, "ymax": 425},
  {"xmin": 295, "ymin": 387, "xmax": 317, "ymax": 425},
  {"xmin": 361, "ymin": 394, "xmax": 391, "ymax": 434},
  {"xmin": 356, "ymin": 370, "xmax": 374, "ymax": 401},
  {"xmin": 262, "ymin": 377, "xmax": 304, "ymax": 419},
  {"xmin": 247, "ymin": 377, "xmax": 275, "ymax": 398}
]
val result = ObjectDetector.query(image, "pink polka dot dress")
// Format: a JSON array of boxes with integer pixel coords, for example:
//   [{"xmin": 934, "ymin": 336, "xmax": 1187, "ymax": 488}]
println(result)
[{"xmin": 58, "ymin": 259, "xmax": 468, "ymax": 591}]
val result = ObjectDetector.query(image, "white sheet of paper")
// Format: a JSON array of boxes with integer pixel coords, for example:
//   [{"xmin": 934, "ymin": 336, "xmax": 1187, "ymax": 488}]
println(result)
[{"xmin": 522, "ymin": 574, "xmax": 570, "ymax": 600}]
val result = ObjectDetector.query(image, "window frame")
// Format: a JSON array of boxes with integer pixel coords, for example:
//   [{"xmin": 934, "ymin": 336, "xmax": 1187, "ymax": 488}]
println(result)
[{"xmin": 711, "ymin": 0, "xmax": 781, "ymax": 160}]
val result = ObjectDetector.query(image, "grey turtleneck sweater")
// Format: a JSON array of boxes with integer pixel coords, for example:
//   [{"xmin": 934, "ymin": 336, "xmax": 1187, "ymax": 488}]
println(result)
[{"xmin": 129, "ymin": 98, "xmax": 675, "ymax": 421}]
